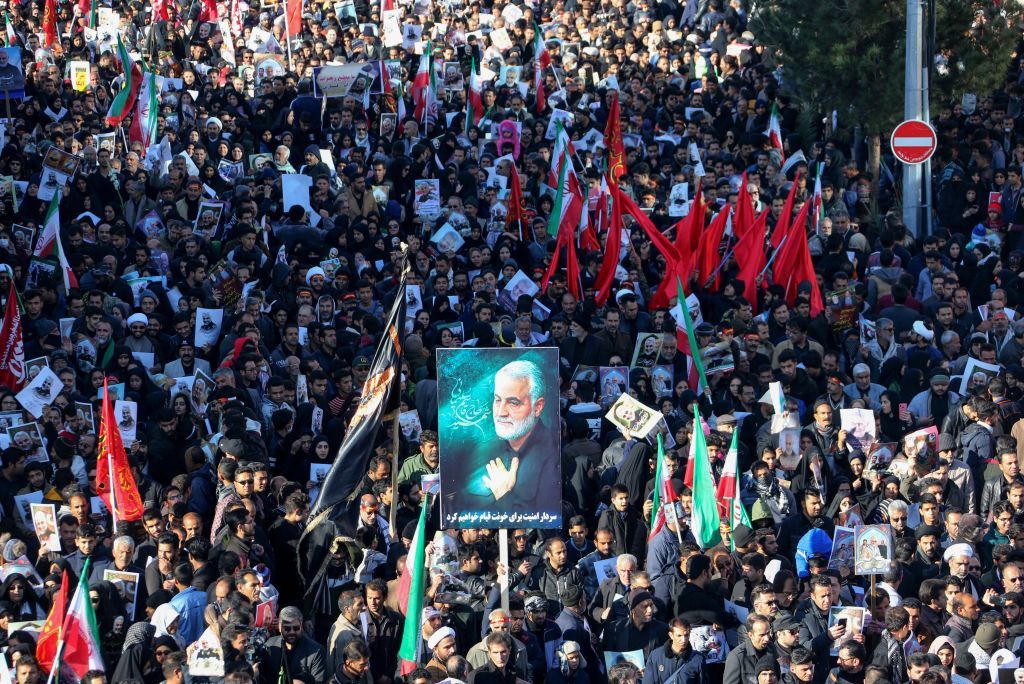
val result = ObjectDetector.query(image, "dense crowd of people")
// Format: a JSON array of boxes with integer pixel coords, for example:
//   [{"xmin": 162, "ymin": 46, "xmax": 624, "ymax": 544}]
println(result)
[{"xmin": 0, "ymin": 0, "xmax": 1020, "ymax": 681}]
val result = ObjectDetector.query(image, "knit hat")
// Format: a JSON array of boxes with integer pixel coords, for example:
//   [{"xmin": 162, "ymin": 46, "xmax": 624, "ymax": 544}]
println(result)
[
  {"xmin": 559, "ymin": 584, "xmax": 583, "ymax": 607},
  {"xmin": 988, "ymin": 202, "xmax": 1002, "ymax": 214},
  {"xmin": 938, "ymin": 433, "xmax": 957, "ymax": 452},
  {"xmin": 972, "ymin": 224, "xmax": 988, "ymax": 241},
  {"xmin": 751, "ymin": 500, "xmax": 773, "ymax": 523},
  {"xmin": 629, "ymin": 590, "xmax": 654, "ymax": 610},
  {"xmin": 975, "ymin": 623, "xmax": 1000, "ymax": 652},
  {"xmin": 732, "ymin": 524, "xmax": 755, "ymax": 548},
  {"xmin": 755, "ymin": 655, "xmax": 779, "ymax": 676}
]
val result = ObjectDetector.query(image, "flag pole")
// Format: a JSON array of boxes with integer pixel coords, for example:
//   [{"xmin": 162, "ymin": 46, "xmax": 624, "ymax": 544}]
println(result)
[
  {"xmin": 44, "ymin": 636, "xmax": 64, "ymax": 684},
  {"xmin": 283, "ymin": 4, "xmax": 293, "ymax": 72},
  {"xmin": 498, "ymin": 528, "xmax": 509, "ymax": 613},
  {"xmin": 757, "ymin": 234, "xmax": 788, "ymax": 279},
  {"xmin": 387, "ymin": 416, "xmax": 399, "ymax": 536}
]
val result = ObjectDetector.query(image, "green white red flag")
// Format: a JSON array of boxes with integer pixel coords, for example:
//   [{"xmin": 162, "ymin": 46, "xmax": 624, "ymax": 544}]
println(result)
[
  {"xmin": 397, "ymin": 500, "xmax": 428, "ymax": 675},
  {"xmin": 105, "ymin": 36, "xmax": 142, "ymax": 127},
  {"xmin": 689, "ymin": 405, "xmax": 721, "ymax": 550},
  {"xmin": 60, "ymin": 558, "xmax": 104, "ymax": 680}
]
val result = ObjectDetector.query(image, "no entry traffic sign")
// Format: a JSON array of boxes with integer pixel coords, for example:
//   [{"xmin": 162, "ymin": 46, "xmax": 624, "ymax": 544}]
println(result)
[{"xmin": 891, "ymin": 119, "xmax": 937, "ymax": 165}]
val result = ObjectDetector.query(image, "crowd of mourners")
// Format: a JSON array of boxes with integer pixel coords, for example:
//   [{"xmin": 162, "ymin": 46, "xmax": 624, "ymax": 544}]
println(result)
[{"xmin": 1, "ymin": 0, "xmax": 1024, "ymax": 681}]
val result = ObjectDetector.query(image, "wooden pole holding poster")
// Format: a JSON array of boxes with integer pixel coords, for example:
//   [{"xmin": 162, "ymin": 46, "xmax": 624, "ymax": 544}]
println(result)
[
  {"xmin": 388, "ymin": 416, "xmax": 399, "ymax": 537},
  {"xmin": 870, "ymin": 574, "xmax": 876, "ymax": 615},
  {"xmin": 499, "ymin": 528, "xmax": 509, "ymax": 613}
]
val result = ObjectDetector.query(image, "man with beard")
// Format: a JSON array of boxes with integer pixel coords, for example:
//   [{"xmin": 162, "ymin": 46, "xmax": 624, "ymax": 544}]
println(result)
[
  {"xmin": 799, "ymin": 575, "xmax": 844, "ymax": 683},
  {"xmin": 908, "ymin": 372, "xmax": 959, "ymax": 430},
  {"xmin": 826, "ymin": 641, "xmax": 867, "ymax": 684},
  {"xmin": 943, "ymin": 590, "xmax": 980, "ymax": 648},
  {"xmin": 643, "ymin": 618, "xmax": 706, "ymax": 684},
  {"xmin": 723, "ymin": 614, "xmax": 775, "ymax": 683},
  {"xmin": 261, "ymin": 606, "xmax": 329, "ymax": 683},
  {"xmin": 444, "ymin": 360, "xmax": 559, "ymax": 518},
  {"xmin": 905, "ymin": 525, "xmax": 943, "ymax": 596},
  {"xmin": 777, "ymin": 489, "xmax": 835, "ymax": 558}
]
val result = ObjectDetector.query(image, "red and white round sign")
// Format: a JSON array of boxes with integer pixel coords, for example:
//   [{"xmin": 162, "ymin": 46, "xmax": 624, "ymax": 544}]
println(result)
[{"xmin": 890, "ymin": 119, "xmax": 937, "ymax": 165}]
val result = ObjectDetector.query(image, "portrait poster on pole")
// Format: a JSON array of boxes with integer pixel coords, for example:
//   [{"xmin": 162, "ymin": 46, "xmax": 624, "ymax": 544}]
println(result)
[{"xmin": 437, "ymin": 348, "xmax": 561, "ymax": 529}]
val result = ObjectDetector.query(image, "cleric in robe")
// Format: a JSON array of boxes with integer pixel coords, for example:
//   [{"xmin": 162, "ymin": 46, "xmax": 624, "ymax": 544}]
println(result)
[{"xmin": 438, "ymin": 350, "xmax": 561, "ymax": 528}]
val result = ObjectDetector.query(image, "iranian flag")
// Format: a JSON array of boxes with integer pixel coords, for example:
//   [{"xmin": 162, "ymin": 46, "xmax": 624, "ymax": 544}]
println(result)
[
  {"xmin": 411, "ymin": 43, "xmax": 435, "ymax": 126},
  {"xmin": 716, "ymin": 429, "xmax": 751, "ymax": 543},
  {"xmin": 0, "ymin": 280, "xmax": 24, "ymax": 391},
  {"xmin": 397, "ymin": 501, "xmax": 428, "ymax": 675},
  {"xmin": 466, "ymin": 56, "xmax": 483, "ymax": 128},
  {"xmin": 533, "ymin": 25, "xmax": 549, "ymax": 114},
  {"xmin": 690, "ymin": 405, "xmax": 721, "ymax": 550},
  {"xmin": 35, "ymin": 569, "xmax": 69, "ymax": 675},
  {"xmin": 811, "ymin": 161, "xmax": 825, "ymax": 231},
  {"xmin": 4, "ymin": 12, "xmax": 15, "ymax": 45},
  {"xmin": 764, "ymin": 102, "xmax": 785, "ymax": 163},
  {"xmin": 129, "ymin": 70, "xmax": 160, "ymax": 147},
  {"xmin": 648, "ymin": 434, "xmax": 679, "ymax": 540},
  {"xmin": 45, "ymin": 192, "xmax": 77, "ymax": 290},
  {"xmin": 546, "ymin": 122, "xmax": 585, "ymax": 233},
  {"xmin": 539, "ymin": 122, "xmax": 584, "ymax": 299},
  {"xmin": 105, "ymin": 36, "xmax": 142, "ymax": 127},
  {"xmin": 34, "ymin": 191, "xmax": 60, "ymax": 259},
  {"xmin": 59, "ymin": 559, "xmax": 104, "ymax": 680},
  {"xmin": 674, "ymin": 276, "xmax": 708, "ymax": 394}
]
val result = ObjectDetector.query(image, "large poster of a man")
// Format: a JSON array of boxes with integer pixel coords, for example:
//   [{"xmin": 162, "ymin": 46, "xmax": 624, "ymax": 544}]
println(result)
[{"xmin": 438, "ymin": 348, "xmax": 561, "ymax": 528}]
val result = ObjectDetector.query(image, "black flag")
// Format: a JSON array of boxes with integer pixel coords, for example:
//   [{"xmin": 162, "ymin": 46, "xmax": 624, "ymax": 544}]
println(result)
[{"xmin": 297, "ymin": 250, "xmax": 409, "ymax": 606}]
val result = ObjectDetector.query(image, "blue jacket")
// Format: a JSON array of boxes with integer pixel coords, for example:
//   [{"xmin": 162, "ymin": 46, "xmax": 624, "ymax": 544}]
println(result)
[
  {"xmin": 169, "ymin": 586, "xmax": 207, "ymax": 646},
  {"xmin": 187, "ymin": 463, "xmax": 217, "ymax": 517},
  {"xmin": 643, "ymin": 643, "xmax": 707, "ymax": 684}
]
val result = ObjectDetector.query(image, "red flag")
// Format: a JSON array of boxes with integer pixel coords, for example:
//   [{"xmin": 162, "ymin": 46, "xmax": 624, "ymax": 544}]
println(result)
[
  {"xmin": 97, "ymin": 378, "xmax": 144, "ymax": 523},
  {"xmin": 42, "ymin": 0, "xmax": 57, "ymax": 47},
  {"xmin": 772, "ymin": 201, "xmax": 823, "ymax": 316},
  {"xmin": 605, "ymin": 92, "xmax": 625, "ymax": 186},
  {"xmin": 0, "ymin": 281, "xmax": 24, "ymax": 391},
  {"xmin": 594, "ymin": 177, "xmax": 623, "ymax": 306},
  {"xmin": 284, "ymin": 0, "xmax": 302, "ymax": 36},
  {"xmin": 153, "ymin": 0, "xmax": 169, "ymax": 21},
  {"xmin": 36, "ymin": 569, "xmax": 69, "ymax": 674},
  {"xmin": 199, "ymin": 0, "xmax": 217, "ymax": 22},
  {"xmin": 770, "ymin": 172, "xmax": 801, "ymax": 249},
  {"xmin": 695, "ymin": 207, "xmax": 731, "ymax": 292},
  {"xmin": 506, "ymin": 162, "xmax": 531, "ymax": 242},
  {"xmin": 675, "ymin": 179, "xmax": 705, "ymax": 269},
  {"xmin": 732, "ymin": 171, "xmax": 754, "ymax": 240},
  {"xmin": 540, "ymin": 199, "xmax": 583, "ymax": 300},
  {"xmin": 734, "ymin": 209, "xmax": 769, "ymax": 313}
]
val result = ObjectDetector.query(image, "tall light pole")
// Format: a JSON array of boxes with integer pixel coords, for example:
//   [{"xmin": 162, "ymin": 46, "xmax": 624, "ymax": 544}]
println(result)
[{"xmin": 903, "ymin": 0, "xmax": 924, "ymax": 236}]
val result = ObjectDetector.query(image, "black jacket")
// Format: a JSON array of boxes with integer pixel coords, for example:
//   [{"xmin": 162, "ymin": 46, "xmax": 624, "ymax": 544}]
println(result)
[
  {"xmin": 980, "ymin": 473, "xmax": 1024, "ymax": 519},
  {"xmin": 259, "ymin": 635, "xmax": 329, "ymax": 684},
  {"xmin": 675, "ymin": 582, "xmax": 740, "ymax": 629},
  {"xmin": 597, "ymin": 506, "xmax": 648, "ymax": 559},
  {"xmin": 600, "ymin": 617, "xmax": 669, "ymax": 659},
  {"xmin": 777, "ymin": 512, "xmax": 835, "ymax": 559},
  {"xmin": 468, "ymin": 660, "xmax": 518, "ymax": 684},
  {"xmin": 799, "ymin": 603, "xmax": 834, "ymax": 684}
]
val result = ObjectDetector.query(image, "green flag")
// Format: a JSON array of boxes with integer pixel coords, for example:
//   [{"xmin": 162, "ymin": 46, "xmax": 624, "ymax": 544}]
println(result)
[
  {"xmin": 397, "ymin": 499, "xmax": 429, "ymax": 673},
  {"xmin": 690, "ymin": 405, "xmax": 721, "ymax": 549}
]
